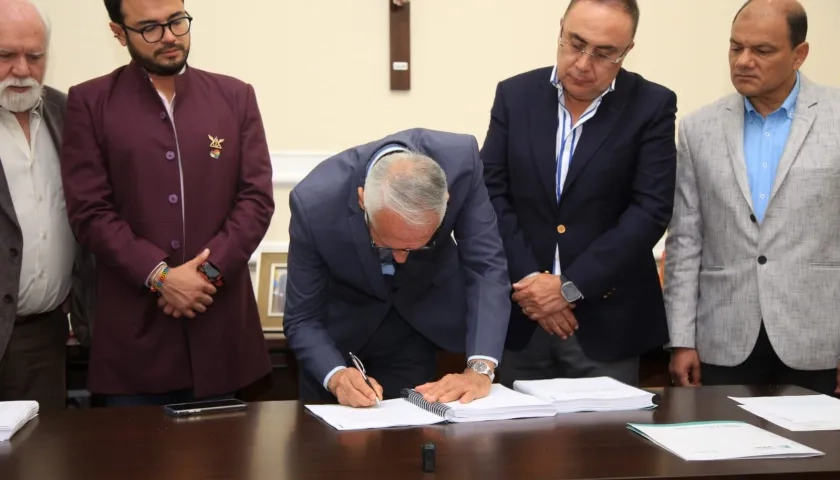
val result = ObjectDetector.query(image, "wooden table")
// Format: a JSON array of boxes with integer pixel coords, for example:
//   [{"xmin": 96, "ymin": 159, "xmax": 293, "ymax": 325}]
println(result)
[{"xmin": 2, "ymin": 385, "xmax": 837, "ymax": 479}]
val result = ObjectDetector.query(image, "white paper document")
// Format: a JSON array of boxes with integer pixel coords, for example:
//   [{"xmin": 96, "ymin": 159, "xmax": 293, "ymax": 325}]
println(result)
[
  {"xmin": 0, "ymin": 401, "xmax": 39, "ymax": 442},
  {"xmin": 627, "ymin": 421, "xmax": 824, "ymax": 461},
  {"xmin": 513, "ymin": 376, "xmax": 656, "ymax": 413},
  {"xmin": 730, "ymin": 394, "xmax": 840, "ymax": 431},
  {"xmin": 305, "ymin": 384, "xmax": 556, "ymax": 431}
]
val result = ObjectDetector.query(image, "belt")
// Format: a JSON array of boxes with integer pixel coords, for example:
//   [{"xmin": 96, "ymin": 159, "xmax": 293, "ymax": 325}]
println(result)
[{"xmin": 15, "ymin": 307, "xmax": 62, "ymax": 324}]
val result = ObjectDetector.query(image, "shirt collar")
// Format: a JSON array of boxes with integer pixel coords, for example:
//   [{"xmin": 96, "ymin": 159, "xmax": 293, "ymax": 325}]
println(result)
[
  {"xmin": 366, "ymin": 143, "xmax": 409, "ymax": 176},
  {"xmin": 549, "ymin": 65, "xmax": 616, "ymax": 100},
  {"xmin": 744, "ymin": 70, "xmax": 800, "ymax": 120}
]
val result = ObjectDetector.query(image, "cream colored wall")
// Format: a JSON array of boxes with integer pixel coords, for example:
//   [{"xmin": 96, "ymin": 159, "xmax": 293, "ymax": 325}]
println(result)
[{"xmin": 40, "ymin": 0, "xmax": 840, "ymax": 249}]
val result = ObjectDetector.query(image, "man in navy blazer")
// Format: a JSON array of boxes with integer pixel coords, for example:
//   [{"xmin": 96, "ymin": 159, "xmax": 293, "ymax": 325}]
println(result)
[
  {"xmin": 285, "ymin": 128, "xmax": 510, "ymax": 407},
  {"xmin": 481, "ymin": 0, "xmax": 676, "ymax": 387}
]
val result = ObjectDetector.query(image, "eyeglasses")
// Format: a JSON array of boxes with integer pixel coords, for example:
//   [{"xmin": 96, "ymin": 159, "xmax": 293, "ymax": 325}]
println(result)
[
  {"xmin": 122, "ymin": 15, "xmax": 193, "ymax": 44},
  {"xmin": 365, "ymin": 212, "xmax": 437, "ymax": 256},
  {"xmin": 558, "ymin": 29, "xmax": 631, "ymax": 66}
]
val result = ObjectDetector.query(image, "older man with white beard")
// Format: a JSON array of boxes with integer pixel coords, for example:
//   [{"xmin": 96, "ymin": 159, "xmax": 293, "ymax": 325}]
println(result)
[{"xmin": 0, "ymin": 0, "xmax": 90, "ymax": 410}]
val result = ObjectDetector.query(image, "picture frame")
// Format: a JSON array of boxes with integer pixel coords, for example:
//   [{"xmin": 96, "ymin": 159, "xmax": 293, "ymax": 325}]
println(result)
[{"xmin": 255, "ymin": 251, "xmax": 288, "ymax": 333}]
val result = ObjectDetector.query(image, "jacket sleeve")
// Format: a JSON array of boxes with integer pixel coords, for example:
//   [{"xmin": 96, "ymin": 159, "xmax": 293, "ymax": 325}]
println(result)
[
  {"xmin": 563, "ymin": 90, "xmax": 678, "ymax": 299},
  {"xmin": 283, "ymin": 189, "xmax": 346, "ymax": 386},
  {"xmin": 663, "ymin": 120, "xmax": 703, "ymax": 348},
  {"xmin": 203, "ymin": 84, "xmax": 275, "ymax": 276},
  {"xmin": 457, "ymin": 137, "xmax": 512, "ymax": 363},
  {"xmin": 480, "ymin": 81, "xmax": 542, "ymax": 283},
  {"xmin": 61, "ymin": 86, "xmax": 168, "ymax": 287}
]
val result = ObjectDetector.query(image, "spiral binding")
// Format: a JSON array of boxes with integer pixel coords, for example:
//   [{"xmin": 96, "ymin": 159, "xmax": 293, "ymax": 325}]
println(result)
[{"xmin": 400, "ymin": 388, "xmax": 451, "ymax": 418}]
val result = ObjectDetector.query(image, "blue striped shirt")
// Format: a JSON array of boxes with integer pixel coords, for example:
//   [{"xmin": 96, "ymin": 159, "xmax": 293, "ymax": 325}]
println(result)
[{"xmin": 549, "ymin": 66, "xmax": 615, "ymax": 275}]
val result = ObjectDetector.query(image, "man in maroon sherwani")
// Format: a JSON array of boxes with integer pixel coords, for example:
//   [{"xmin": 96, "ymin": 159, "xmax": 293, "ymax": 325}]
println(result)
[{"xmin": 60, "ymin": 0, "xmax": 274, "ymax": 406}]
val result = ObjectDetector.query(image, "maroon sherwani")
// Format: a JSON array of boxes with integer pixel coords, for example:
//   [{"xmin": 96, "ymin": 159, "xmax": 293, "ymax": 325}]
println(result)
[{"xmin": 60, "ymin": 61, "xmax": 274, "ymax": 397}]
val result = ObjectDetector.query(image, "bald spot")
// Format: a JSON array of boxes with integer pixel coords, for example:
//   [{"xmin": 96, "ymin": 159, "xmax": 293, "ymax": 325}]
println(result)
[
  {"xmin": 0, "ymin": 0, "xmax": 47, "ymax": 49},
  {"xmin": 737, "ymin": 0, "xmax": 805, "ymax": 23}
]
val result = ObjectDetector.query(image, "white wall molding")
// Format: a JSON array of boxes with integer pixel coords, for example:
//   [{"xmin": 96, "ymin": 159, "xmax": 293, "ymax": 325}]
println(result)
[
  {"xmin": 271, "ymin": 151, "xmax": 333, "ymax": 187},
  {"xmin": 249, "ymin": 241, "xmax": 289, "ymax": 266}
]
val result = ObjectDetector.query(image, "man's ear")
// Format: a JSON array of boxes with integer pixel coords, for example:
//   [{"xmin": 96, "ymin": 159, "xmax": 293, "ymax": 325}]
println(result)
[
  {"xmin": 357, "ymin": 187, "xmax": 365, "ymax": 210},
  {"xmin": 110, "ymin": 22, "xmax": 127, "ymax": 47}
]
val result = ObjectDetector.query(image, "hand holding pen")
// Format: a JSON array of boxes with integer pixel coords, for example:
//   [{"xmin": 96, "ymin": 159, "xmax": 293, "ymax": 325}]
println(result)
[{"xmin": 326, "ymin": 352, "xmax": 384, "ymax": 407}]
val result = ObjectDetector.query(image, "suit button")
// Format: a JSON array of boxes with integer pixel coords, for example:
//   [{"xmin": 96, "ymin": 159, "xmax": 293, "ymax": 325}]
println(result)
[
  {"xmin": 750, "ymin": 214, "xmax": 757, "ymax": 223},
  {"xmin": 757, "ymin": 255, "xmax": 767, "ymax": 265},
  {"xmin": 171, "ymin": 240, "xmax": 181, "ymax": 250},
  {"xmin": 165, "ymin": 151, "xmax": 175, "ymax": 161},
  {"xmin": 160, "ymin": 112, "xmax": 167, "ymax": 120},
  {"xmin": 3, "ymin": 294, "xmax": 12, "ymax": 304},
  {"xmin": 168, "ymin": 194, "xmax": 178, "ymax": 204},
  {"xmin": 557, "ymin": 224, "xmax": 567, "ymax": 234},
  {"xmin": 8, "ymin": 248, "xmax": 18, "ymax": 257}
]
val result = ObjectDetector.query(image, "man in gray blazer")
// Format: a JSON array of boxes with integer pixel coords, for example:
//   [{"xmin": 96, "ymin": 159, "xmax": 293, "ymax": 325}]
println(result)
[
  {"xmin": 0, "ymin": 0, "xmax": 92, "ymax": 410},
  {"xmin": 285, "ymin": 128, "xmax": 510, "ymax": 407},
  {"xmin": 665, "ymin": 0, "xmax": 840, "ymax": 396}
]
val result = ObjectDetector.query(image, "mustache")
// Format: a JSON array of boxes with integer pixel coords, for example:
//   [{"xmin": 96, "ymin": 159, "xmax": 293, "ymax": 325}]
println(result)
[
  {"xmin": 0, "ymin": 76, "xmax": 40, "ymax": 90},
  {"xmin": 155, "ymin": 44, "xmax": 185, "ymax": 56}
]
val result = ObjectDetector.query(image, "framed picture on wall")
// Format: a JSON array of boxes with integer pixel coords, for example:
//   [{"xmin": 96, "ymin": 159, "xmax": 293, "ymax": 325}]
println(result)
[{"xmin": 256, "ymin": 251, "xmax": 287, "ymax": 333}]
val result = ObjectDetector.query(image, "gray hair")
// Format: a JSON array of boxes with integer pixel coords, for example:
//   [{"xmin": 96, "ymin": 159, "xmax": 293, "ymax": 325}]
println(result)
[
  {"xmin": 29, "ymin": 0, "xmax": 51, "ymax": 46},
  {"xmin": 363, "ymin": 152, "xmax": 448, "ymax": 228}
]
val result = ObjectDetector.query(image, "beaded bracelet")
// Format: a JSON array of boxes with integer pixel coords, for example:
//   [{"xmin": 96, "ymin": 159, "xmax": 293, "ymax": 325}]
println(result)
[{"xmin": 150, "ymin": 265, "xmax": 170, "ymax": 292}]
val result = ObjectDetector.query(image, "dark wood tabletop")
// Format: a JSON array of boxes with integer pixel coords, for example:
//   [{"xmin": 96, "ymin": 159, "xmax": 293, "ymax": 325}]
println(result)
[{"xmin": 1, "ymin": 384, "xmax": 838, "ymax": 479}]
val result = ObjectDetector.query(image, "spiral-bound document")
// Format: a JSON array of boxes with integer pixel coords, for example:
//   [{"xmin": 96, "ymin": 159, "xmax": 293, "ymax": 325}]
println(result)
[{"xmin": 305, "ymin": 384, "xmax": 556, "ymax": 431}]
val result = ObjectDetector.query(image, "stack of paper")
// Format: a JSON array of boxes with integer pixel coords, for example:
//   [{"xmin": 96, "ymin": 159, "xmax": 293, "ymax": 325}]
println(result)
[
  {"xmin": 730, "ymin": 394, "xmax": 840, "ymax": 431},
  {"xmin": 0, "ymin": 401, "xmax": 39, "ymax": 441},
  {"xmin": 512, "ymin": 376, "xmax": 656, "ymax": 413},
  {"xmin": 438, "ymin": 384, "xmax": 558, "ymax": 423},
  {"xmin": 627, "ymin": 421, "xmax": 824, "ymax": 461},
  {"xmin": 305, "ymin": 384, "xmax": 555, "ymax": 431}
]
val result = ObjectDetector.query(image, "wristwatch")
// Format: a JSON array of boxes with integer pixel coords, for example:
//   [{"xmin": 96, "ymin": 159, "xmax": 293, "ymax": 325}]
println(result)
[
  {"xmin": 559, "ymin": 274, "xmax": 583, "ymax": 302},
  {"xmin": 198, "ymin": 261, "xmax": 224, "ymax": 287},
  {"xmin": 467, "ymin": 360, "xmax": 495, "ymax": 382}
]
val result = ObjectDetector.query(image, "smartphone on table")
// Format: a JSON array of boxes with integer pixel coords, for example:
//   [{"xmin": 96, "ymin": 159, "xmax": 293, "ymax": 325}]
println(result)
[{"xmin": 163, "ymin": 398, "xmax": 247, "ymax": 417}]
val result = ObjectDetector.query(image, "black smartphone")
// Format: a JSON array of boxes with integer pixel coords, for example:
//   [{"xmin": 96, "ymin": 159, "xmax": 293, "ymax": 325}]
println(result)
[{"xmin": 163, "ymin": 398, "xmax": 247, "ymax": 417}]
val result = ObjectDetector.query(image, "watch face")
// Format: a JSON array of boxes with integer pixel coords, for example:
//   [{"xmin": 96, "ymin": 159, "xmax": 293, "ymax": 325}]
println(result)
[{"xmin": 562, "ymin": 283, "xmax": 581, "ymax": 300}]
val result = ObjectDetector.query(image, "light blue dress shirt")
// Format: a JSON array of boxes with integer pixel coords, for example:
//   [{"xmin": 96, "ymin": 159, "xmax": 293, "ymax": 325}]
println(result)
[{"xmin": 744, "ymin": 72, "xmax": 800, "ymax": 223}]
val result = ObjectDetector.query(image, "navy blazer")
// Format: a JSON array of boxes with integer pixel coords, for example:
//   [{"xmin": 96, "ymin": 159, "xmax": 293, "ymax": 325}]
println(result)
[
  {"xmin": 285, "ymin": 128, "xmax": 511, "ymax": 385},
  {"xmin": 481, "ymin": 67, "xmax": 676, "ymax": 361}
]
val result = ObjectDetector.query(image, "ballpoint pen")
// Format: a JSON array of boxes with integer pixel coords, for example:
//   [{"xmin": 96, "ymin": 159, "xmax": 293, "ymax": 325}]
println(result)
[{"xmin": 349, "ymin": 352, "xmax": 381, "ymax": 406}]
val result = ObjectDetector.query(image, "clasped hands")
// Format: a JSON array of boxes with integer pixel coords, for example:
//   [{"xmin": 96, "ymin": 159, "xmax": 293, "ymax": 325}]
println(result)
[
  {"xmin": 156, "ymin": 248, "xmax": 217, "ymax": 319},
  {"xmin": 328, "ymin": 363, "xmax": 493, "ymax": 408},
  {"xmin": 512, "ymin": 273, "xmax": 578, "ymax": 339}
]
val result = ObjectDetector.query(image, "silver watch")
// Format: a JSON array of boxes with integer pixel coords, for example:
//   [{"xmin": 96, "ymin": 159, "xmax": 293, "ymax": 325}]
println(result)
[{"xmin": 467, "ymin": 360, "xmax": 495, "ymax": 382}]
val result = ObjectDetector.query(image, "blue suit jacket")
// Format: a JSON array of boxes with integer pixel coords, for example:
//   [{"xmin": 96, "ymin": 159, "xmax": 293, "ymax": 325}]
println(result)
[
  {"xmin": 285, "ymin": 128, "xmax": 511, "ymax": 384},
  {"xmin": 481, "ymin": 67, "xmax": 676, "ymax": 361}
]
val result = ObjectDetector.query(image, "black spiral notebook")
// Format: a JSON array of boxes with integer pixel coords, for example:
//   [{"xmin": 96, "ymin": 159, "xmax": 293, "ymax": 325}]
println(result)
[{"xmin": 305, "ymin": 384, "xmax": 556, "ymax": 431}]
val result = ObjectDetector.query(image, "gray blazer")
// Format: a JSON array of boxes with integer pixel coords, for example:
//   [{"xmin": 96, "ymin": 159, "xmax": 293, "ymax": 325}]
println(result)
[
  {"xmin": 664, "ymin": 75, "xmax": 840, "ymax": 370},
  {"xmin": 0, "ymin": 86, "xmax": 94, "ymax": 359}
]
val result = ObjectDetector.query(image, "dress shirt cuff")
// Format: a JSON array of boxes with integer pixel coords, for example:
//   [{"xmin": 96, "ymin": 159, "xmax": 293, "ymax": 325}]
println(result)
[
  {"xmin": 145, "ymin": 262, "xmax": 167, "ymax": 288},
  {"xmin": 468, "ymin": 356, "xmax": 499, "ymax": 368},
  {"xmin": 323, "ymin": 366, "xmax": 347, "ymax": 391}
]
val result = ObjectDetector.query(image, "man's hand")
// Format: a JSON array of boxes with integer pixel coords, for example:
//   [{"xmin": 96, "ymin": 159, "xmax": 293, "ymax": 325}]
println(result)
[
  {"xmin": 159, "ymin": 249, "xmax": 217, "ymax": 319},
  {"xmin": 669, "ymin": 347, "xmax": 702, "ymax": 386},
  {"xmin": 512, "ymin": 273, "xmax": 570, "ymax": 318},
  {"xmin": 535, "ymin": 309, "xmax": 578, "ymax": 339},
  {"xmin": 328, "ymin": 368, "xmax": 383, "ymax": 408},
  {"xmin": 414, "ymin": 368, "xmax": 493, "ymax": 404}
]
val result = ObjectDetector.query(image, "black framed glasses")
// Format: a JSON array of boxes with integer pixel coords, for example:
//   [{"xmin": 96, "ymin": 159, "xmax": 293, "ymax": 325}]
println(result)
[
  {"xmin": 122, "ymin": 15, "xmax": 193, "ymax": 44},
  {"xmin": 365, "ymin": 212, "xmax": 437, "ymax": 256}
]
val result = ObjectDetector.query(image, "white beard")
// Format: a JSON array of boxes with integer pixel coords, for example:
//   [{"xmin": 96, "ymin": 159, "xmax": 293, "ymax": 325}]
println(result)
[{"xmin": 0, "ymin": 77, "xmax": 43, "ymax": 113}]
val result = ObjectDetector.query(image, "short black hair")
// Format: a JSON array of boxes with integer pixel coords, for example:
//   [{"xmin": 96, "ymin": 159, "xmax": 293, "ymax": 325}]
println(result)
[
  {"xmin": 564, "ymin": 0, "xmax": 640, "ymax": 37},
  {"xmin": 104, "ymin": 0, "xmax": 123, "ymax": 24},
  {"xmin": 103, "ymin": 0, "xmax": 186, "ymax": 25},
  {"xmin": 734, "ymin": 0, "xmax": 808, "ymax": 48}
]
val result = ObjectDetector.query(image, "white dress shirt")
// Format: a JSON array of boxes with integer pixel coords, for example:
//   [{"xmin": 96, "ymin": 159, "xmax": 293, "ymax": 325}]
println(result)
[{"xmin": 0, "ymin": 102, "xmax": 75, "ymax": 316}]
